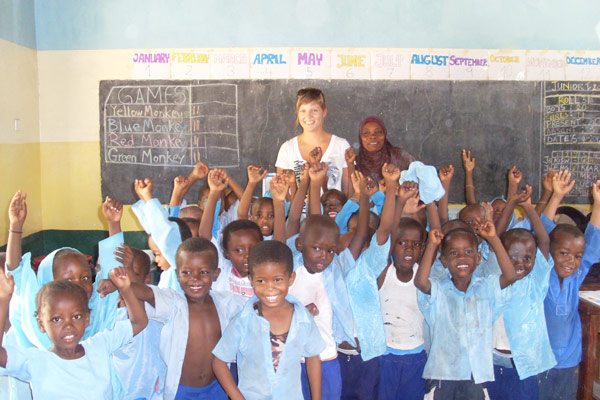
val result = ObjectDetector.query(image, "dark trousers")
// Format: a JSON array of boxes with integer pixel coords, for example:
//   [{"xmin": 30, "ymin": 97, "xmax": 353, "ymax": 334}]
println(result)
[{"xmin": 337, "ymin": 351, "xmax": 380, "ymax": 399}]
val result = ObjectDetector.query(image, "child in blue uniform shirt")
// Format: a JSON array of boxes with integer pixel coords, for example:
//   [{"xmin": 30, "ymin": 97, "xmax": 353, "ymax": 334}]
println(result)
[
  {"xmin": 213, "ymin": 240, "xmax": 325, "ymax": 400},
  {"xmin": 415, "ymin": 215, "xmax": 517, "ymax": 399},
  {"xmin": 537, "ymin": 173, "xmax": 600, "ymax": 399}
]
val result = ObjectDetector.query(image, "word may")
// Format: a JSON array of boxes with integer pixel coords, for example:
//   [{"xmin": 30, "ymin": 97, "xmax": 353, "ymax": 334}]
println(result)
[
  {"xmin": 132, "ymin": 53, "xmax": 170, "ymax": 63},
  {"xmin": 297, "ymin": 52, "xmax": 324, "ymax": 66},
  {"xmin": 337, "ymin": 55, "xmax": 366, "ymax": 68},
  {"xmin": 411, "ymin": 54, "xmax": 449, "ymax": 66},
  {"xmin": 253, "ymin": 53, "xmax": 286, "ymax": 64},
  {"xmin": 449, "ymin": 56, "xmax": 487, "ymax": 67},
  {"xmin": 172, "ymin": 53, "xmax": 209, "ymax": 63}
]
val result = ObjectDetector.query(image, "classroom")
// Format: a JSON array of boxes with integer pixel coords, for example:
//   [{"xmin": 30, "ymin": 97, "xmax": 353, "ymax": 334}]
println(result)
[{"xmin": 1, "ymin": 1, "xmax": 600, "ymax": 399}]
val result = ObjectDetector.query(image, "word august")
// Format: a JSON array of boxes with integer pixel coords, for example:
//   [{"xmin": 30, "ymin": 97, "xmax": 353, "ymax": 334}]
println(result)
[{"xmin": 411, "ymin": 54, "xmax": 487, "ymax": 66}]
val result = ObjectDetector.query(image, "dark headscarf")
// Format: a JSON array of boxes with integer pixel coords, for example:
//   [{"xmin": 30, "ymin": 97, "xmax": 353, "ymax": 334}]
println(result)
[{"xmin": 355, "ymin": 116, "xmax": 417, "ymax": 181}]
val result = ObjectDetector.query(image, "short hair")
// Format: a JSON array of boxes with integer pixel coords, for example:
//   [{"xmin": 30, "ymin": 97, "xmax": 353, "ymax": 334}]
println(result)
[
  {"xmin": 248, "ymin": 240, "xmax": 293, "ymax": 276},
  {"xmin": 441, "ymin": 219, "xmax": 472, "ymax": 235},
  {"xmin": 295, "ymin": 88, "xmax": 326, "ymax": 130},
  {"xmin": 441, "ymin": 228, "xmax": 478, "ymax": 254},
  {"xmin": 299, "ymin": 214, "xmax": 340, "ymax": 241},
  {"xmin": 197, "ymin": 183, "xmax": 210, "ymax": 203},
  {"xmin": 221, "ymin": 220, "xmax": 263, "ymax": 252},
  {"xmin": 550, "ymin": 224, "xmax": 585, "ymax": 244},
  {"xmin": 396, "ymin": 217, "xmax": 427, "ymax": 240},
  {"xmin": 320, "ymin": 189, "xmax": 347, "ymax": 206},
  {"xmin": 36, "ymin": 280, "xmax": 90, "ymax": 317},
  {"xmin": 179, "ymin": 205, "xmax": 203, "ymax": 220},
  {"xmin": 251, "ymin": 197, "xmax": 274, "ymax": 216},
  {"xmin": 176, "ymin": 237, "xmax": 219, "ymax": 270},
  {"xmin": 458, "ymin": 204, "xmax": 485, "ymax": 221},
  {"xmin": 132, "ymin": 247, "xmax": 151, "ymax": 276},
  {"xmin": 181, "ymin": 217, "xmax": 200, "ymax": 235},
  {"xmin": 168, "ymin": 217, "xmax": 193, "ymax": 242},
  {"xmin": 500, "ymin": 228, "xmax": 536, "ymax": 248},
  {"xmin": 52, "ymin": 249, "xmax": 89, "ymax": 276}
]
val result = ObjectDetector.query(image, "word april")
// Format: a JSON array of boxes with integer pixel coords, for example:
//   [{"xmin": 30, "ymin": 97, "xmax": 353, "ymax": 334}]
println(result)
[{"xmin": 253, "ymin": 53, "xmax": 286, "ymax": 64}]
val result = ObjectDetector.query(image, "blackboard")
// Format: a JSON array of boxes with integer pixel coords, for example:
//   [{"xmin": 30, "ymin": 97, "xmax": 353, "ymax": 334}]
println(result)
[{"xmin": 99, "ymin": 80, "xmax": 599, "ymax": 204}]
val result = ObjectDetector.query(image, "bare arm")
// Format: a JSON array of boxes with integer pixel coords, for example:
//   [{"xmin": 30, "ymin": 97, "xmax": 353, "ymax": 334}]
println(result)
[
  {"xmin": 237, "ymin": 166, "xmax": 267, "ymax": 220},
  {"xmin": 0, "ymin": 269, "xmax": 14, "ymax": 368},
  {"xmin": 543, "ymin": 170, "xmax": 575, "ymax": 221},
  {"xmin": 169, "ymin": 162, "xmax": 209, "ymax": 207},
  {"xmin": 6, "ymin": 191, "xmax": 27, "ymax": 271},
  {"xmin": 102, "ymin": 196, "xmax": 123, "ymax": 237},
  {"xmin": 345, "ymin": 148, "xmax": 356, "ymax": 198},
  {"xmin": 213, "ymin": 357, "xmax": 245, "ymax": 400},
  {"xmin": 590, "ymin": 180, "xmax": 600, "ymax": 229},
  {"xmin": 227, "ymin": 175, "xmax": 245, "ymax": 201},
  {"xmin": 415, "ymin": 229, "xmax": 443, "ymax": 295},
  {"xmin": 110, "ymin": 268, "xmax": 148, "ymax": 336},
  {"xmin": 306, "ymin": 355, "xmax": 322, "ymax": 400},
  {"xmin": 536, "ymin": 170, "xmax": 555, "ymax": 215},
  {"xmin": 308, "ymin": 162, "xmax": 328, "ymax": 216},
  {"xmin": 507, "ymin": 166, "xmax": 522, "ymax": 200},
  {"xmin": 270, "ymin": 175, "xmax": 289, "ymax": 243},
  {"xmin": 462, "ymin": 149, "xmax": 476, "ymax": 205},
  {"xmin": 521, "ymin": 198, "xmax": 550, "ymax": 259},
  {"xmin": 199, "ymin": 170, "xmax": 228, "ymax": 239},
  {"xmin": 437, "ymin": 165, "xmax": 454, "ymax": 225},
  {"xmin": 376, "ymin": 164, "xmax": 399, "ymax": 245},
  {"xmin": 286, "ymin": 166, "xmax": 310, "ymax": 238},
  {"xmin": 479, "ymin": 220, "xmax": 516, "ymax": 289},
  {"xmin": 495, "ymin": 186, "xmax": 532, "ymax": 236}
]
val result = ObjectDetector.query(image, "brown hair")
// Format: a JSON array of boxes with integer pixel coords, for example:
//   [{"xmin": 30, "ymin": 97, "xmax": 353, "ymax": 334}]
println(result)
[{"xmin": 295, "ymin": 87, "xmax": 326, "ymax": 130}]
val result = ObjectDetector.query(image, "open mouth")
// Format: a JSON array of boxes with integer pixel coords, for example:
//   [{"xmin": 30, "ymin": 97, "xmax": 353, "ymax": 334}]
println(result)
[
  {"xmin": 63, "ymin": 334, "xmax": 76, "ymax": 343},
  {"xmin": 265, "ymin": 295, "xmax": 279, "ymax": 303},
  {"xmin": 327, "ymin": 211, "xmax": 338, "ymax": 218},
  {"xmin": 456, "ymin": 264, "xmax": 470, "ymax": 270}
]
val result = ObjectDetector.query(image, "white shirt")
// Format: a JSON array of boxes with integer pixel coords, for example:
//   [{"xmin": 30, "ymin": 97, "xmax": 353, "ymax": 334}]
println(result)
[
  {"xmin": 289, "ymin": 265, "xmax": 337, "ymax": 360},
  {"xmin": 379, "ymin": 264, "xmax": 424, "ymax": 350},
  {"xmin": 275, "ymin": 135, "xmax": 350, "ymax": 191}
]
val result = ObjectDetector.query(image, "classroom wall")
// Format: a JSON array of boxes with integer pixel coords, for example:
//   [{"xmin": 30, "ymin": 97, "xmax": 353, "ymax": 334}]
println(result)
[
  {"xmin": 2, "ymin": 0, "xmax": 600, "ymax": 254},
  {"xmin": 0, "ymin": 0, "xmax": 41, "ymax": 247}
]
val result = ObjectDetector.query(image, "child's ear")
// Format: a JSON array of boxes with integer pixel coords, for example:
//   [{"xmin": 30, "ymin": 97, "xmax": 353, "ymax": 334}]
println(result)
[
  {"xmin": 295, "ymin": 237, "xmax": 303, "ymax": 252},
  {"xmin": 84, "ymin": 312, "xmax": 90, "ymax": 329},
  {"xmin": 144, "ymin": 274, "xmax": 151, "ymax": 284},
  {"xmin": 440, "ymin": 253, "xmax": 448, "ymax": 269},
  {"xmin": 36, "ymin": 315, "xmax": 46, "ymax": 333},
  {"xmin": 288, "ymin": 271, "xmax": 296, "ymax": 287},
  {"xmin": 212, "ymin": 267, "xmax": 221, "ymax": 282}
]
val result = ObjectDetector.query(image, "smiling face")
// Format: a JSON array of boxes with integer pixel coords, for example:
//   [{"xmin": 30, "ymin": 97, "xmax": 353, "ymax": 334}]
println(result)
[
  {"xmin": 297, "ymin": 101, "xmax": 327, "ymax": 133},
  {"xmin": 177, "ymin": 250, "xmax": 219, "ymax": 301},
  {"xmin": 441, "ymin": 231, "xmax": 481, "ymax": 285},
  {"xmin": 392, "ymin": 225, "xmax": 426, "ymax": 272},
  {"xmin": 458, "ymin": 205, "xmax": 486, "ymax": 244},
  {"xmin": 503, "ymin": 235, "xmax": 537, "ymax": 280},
  {"xmin": 251, "ymin": 199, "xmax": 275, "ymax": 237},
  {"xmin": 296, "ymin": 226, "xmax": 338, "ymax": 274},
  {"xmin": 550, "ymin": 230, "xmax": 585, "ymax": 280},
  {"xmin": 250, "ymin": 261, "xmax": 295, "ymax": 309},
  {"xmin": 360, "ymin": 121, "xmax": 386, "ymax": 153},
  {"xmin": 224, "ymin": 229, "xmax": 262, "ymax": 277},
  {"xmin": 38, "ymin": 293, "xmax": 90, "ymax": 359},
  {"xmin": 53, "ymin": 255, "xmax": 93, "ymax": 300},
  {"xmin": 321, "ymin": 191, "xmax": 345, "ymax": 219}
]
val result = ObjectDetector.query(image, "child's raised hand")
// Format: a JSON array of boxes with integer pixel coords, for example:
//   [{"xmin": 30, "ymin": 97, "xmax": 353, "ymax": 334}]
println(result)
[
  {"xmin": 592, "ymin": 180, "xmax": 600, "ymax": 205},
  {"xmin": 382, "ymin": 163, "xmax": 401, "ymax": 184},
  {"xmin": 515, "ymin": 185, "xmax": 533, "ymax": 206},
  {"xmin": 542, "ymin": 169, "xmax": 556, "ymax": 192},
  {"xmin": 481, "ymin": 201, "xmax": 494, "ymax": 223},
  {"xmin": 247, "ymin": 165, "xmax": 267, "ymax": 184},
  {"xmin": 404, "ymin": 195, "xmax": 426, "ymax": 215},
  {"xmin": 207, "ymin": 169, "xmax": 229, "ymax": 192},
  {"xmin": 97, "ymin": 279, "xmax": 117, "ymax": 298},
  {"xmin": 478, "ymin": 220, "xmax": 497, "ymax": 241},
  {"xmin": 308, "ymin": 147, "xmax": 323, "ymax": 164},
  {"xmin": 305, "ymin": 303, "xmax": 319, "ymax": 316},
  {"xmin": 109, "ymin": 266, "xmax": 132, "ymax": 291},
  {"xmin": 114, "ymin": 243, "xmax": 134, "ymax": 269},
  {"xmin": 462, "ymin": 149, "xmax": 476, "ymax": 172},
  {"xmin": 345, "ymin": 147, "xmax": 356, "ymax": 165},
  {"xmin": 0, "ymin": 271, "xmax": 14, "ymax": 302},
  {"xmin": 102, "ymin": 196, "xmax": 123, "ymax": 223},
  {"xmin": 508, "ymin": 166, "xmax": 522, "ymax": 186},
  {"xmin": 552, "ymin": 170, "xmax": 575, "ymax": 197},
  {"xmin": 134, "ymin": 178, "xmax": 153, "ymax": 201},
  {"xmin": 190, "ymin": 161, "xmax": 209, "ymax": 181},
  {"xmin": 270, "ymin": 174, "xmax": 290, "ymax": 202},
  {"xmin": 350, "ymin": 171, "xmax": 363, "ymax": 195},
  {"xmin": 281, "ymin": 169, "xmax": 297, "ymax": 186},
  {"xmin": 363, "ymin": 177, "xmax": 379, "ymax": 198},
  {"xmin": 428, "ymin": 229, "xmax": 444, "ymax": 247},
  {"xmin": 308, "ymin": 162, "xmax": 328, "ymax": 183},
  {"xmin": 438, "ymin": 165, "xmax": 454, "ymax": 185},
  {"xmin": 298, "ymin": 164, "xmax": 309, "ymax": 184},
  {"xmin": 173, "ymin": 175, "xmax": 189, "ymax": 191},
  {"xmin": 8, "ymin": 190, "xmax": 27, "ymax": 228},
  {"xmin": 398, "ymin": 181, "xmax": 418, "ymax": 203}
]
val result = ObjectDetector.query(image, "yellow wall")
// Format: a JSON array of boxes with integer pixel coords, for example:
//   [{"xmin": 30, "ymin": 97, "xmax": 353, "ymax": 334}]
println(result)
[{"xmin": 0, "ymin": 39, "xmax": 41, "ymax": 244}]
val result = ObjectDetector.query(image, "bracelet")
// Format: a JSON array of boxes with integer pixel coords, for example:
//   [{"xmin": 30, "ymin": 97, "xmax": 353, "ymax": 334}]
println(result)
[
  {"xmin": 465, "ymin": 185, "xmax": 474, "ymax": 188},
  {"xmin": 9, "ymin": 229, "xmax": 22, "ymax": 234}
]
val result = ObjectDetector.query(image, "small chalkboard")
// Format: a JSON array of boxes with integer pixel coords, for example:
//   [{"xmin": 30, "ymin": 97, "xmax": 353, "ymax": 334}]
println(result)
[{"xmin": 99, "ymin": 80, "xmax": 599, "ymax": 205}]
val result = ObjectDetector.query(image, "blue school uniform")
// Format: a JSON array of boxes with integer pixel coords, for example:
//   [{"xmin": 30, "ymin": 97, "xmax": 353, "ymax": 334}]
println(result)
[
  {"xmin": 418, "ymin": 274, "xmax": 506, "ymax": 384},
  {"xmin": 543, "ymin": 221, "xmax": 600, "ymax": 368},
  {"xmin": 212, "ymin": 295, "xmax": 325, "ymax": 400},
  {"xmin": 146, "ymin": 286, "xmax": 245, "ymax": 400},
  {"xmin": 1, "ymin": 320, "xmax": 133, "ymax": 399}
]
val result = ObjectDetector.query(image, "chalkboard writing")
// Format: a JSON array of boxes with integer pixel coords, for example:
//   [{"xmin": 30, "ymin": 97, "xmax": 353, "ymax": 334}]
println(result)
[
  {"xmin": 102, "ymin": 79, "xmax": 551, "ymax": 204},
  {"xmin": 542, "ymin": 81, "xmax": 600, "ymax": 202}
]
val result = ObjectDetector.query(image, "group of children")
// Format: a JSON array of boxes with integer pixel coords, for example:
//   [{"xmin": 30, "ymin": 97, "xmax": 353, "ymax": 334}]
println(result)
[{"xmin": 1, "ymin": 90, "xmax": 600, "ymax": 400}]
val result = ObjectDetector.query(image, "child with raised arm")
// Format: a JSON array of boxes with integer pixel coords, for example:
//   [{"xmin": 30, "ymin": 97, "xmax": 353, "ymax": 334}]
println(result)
[
  {"xmin": 0, "ymin": 265, "xmax": 147, "ymax": 399},
  {"xmin": 485, "ymin": 186, "xmax": 555, "ymax": 399},
  {"xmin": 537, "ymin": 173, "xmax": 600, "ymax": 400},
  {"xmin": 168, "ymin": 161, "xmax": 209, "ymax": 217},
  {"xmin": 212, "ymin": 240, "xmax": 325, "ymax": 400},
  {"xmin": 415, "ymin": 215, "xmax": 516, "ymax": 399},
  {"xmin": 237, "ymin": 165, "xmax": 275, "ymax": 239},
  {"xmin": 100, "ymin": 237, "xmax": 246, "ymax": 399}
]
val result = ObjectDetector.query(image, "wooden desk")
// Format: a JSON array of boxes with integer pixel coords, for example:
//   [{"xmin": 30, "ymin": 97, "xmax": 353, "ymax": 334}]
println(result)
[{"xmin": 579, "ymin": 296, "xmax": 600, "ymax": 400}]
